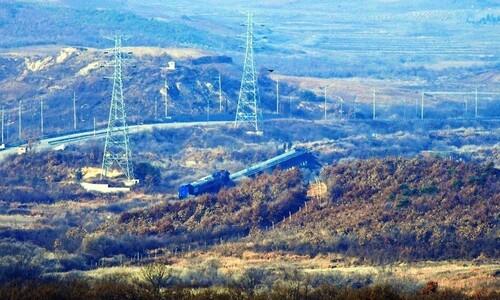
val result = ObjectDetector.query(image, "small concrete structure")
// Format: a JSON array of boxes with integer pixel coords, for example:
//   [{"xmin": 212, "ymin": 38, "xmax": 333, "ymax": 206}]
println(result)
[
  {"xmin": 53, "ymin": 143, "xmax": 66, "ymax": 151},
  {"xmin": 124, "ymin": 179, "xmax": 140, "ymax": 187},
  {"xmin": 81, "ymin": 182, "xmax": 130, "ymax": 194},
  {"xmin": 167, "ymin": 61, "xmax": 176, "ymax": 70},
  {"xmin": 17, "ymin": 147, "xmax": 27, "ymax": 155}
]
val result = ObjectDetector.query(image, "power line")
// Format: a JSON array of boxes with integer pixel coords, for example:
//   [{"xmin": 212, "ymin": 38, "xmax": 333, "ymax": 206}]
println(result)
[
  {"xmin": 235, "ymin": 11, "xmax": 262, "ymax": 134},
  {"xmin": 101, "ymin": 35, "xmax": 134, "ymax": 181}
]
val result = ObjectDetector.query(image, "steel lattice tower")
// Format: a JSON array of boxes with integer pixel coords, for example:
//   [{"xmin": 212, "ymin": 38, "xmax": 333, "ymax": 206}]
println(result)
[
  {"xmin": 235, "ymin": 12, "xmax": 262, "ymax": 133},
  {"xmin": 101, "ymin": 36, "xmax": 134, "ymax": 181}
]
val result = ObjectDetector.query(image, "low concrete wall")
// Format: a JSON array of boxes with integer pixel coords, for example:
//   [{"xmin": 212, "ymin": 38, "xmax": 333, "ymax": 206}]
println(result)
[{"xmin": 81, "ymin": 182, "xmax": 130, "ymax": 193}]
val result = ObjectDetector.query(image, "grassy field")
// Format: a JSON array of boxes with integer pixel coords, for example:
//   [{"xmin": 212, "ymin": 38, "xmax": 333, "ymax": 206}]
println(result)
[{"xmin": 81, "ymin": 251, "xmax": 499, "ymax": 295}]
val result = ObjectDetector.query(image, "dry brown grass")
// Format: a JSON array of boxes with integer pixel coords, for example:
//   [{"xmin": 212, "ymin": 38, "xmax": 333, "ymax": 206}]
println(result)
[
  {"xmin": 81, "ymin": 166, "xmax": 122, "ymax": 180},
  {"xmin": 78, "ymin": 246, "xmax": 499, "ymax": 294},
  {"xmin": 391, "ymin": 261, "xmax": 499, "ymax": 294},
  {"xmin": 169, "ymin": 251, "xmax": 499, "ymax": 294}
]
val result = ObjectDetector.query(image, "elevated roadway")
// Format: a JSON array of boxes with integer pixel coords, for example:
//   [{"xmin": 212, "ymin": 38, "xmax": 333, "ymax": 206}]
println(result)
[{"xmin": 0, "ymin": 121, "xmax": 232, "ymax": 162}]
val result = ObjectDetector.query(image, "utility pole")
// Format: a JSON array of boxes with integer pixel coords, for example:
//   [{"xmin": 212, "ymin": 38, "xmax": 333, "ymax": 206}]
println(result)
[
  {"xmin": 225, "ymin": 94, "xmax": 229, "ymax": 114},
  {"xmin": 276, "ymin": 79, "xmax": 279, "ymax": 114},
  {"xmin": 6, "ymin": 113, "xmax": 9, "ymax": 142},
  {"xmin": 372, "ymin": 90, "xmax": 376, "ymax": 120},
  {"xmin": 101, "ymin": 35, "xmax": 134, "ymax": 181},
  {"xmin": 207, "ymin": 96, "xmax": 210, "ymax": 123},
  {"xmin": 1, "ymin": 107, "xmax": 4, "ymax": 145},
  {"xmin": 403, "ymin": 98, "xmax": 406, "ymax": 120},
  {"xmin": 164, "ymin": 77, "xmax": 169, "ymax": 118},
  {"xmin": 218, "ymin": 72, "xmax": 223, "ymax": 112},
  {"xmin": 415, "ymin": 97, "xmax": 418, "ymax": 119},
  {"xmin": 340, "ymin": 96, "xmax": 343, "ymax": 118},
  {"xmin": 18, "ymin": 101, "xmax": 22, "ymax": 140},
  {"xmin": 324, "ymin": 86, "xmax": 327, "ymax": 120},
  {"xmin": 154, "ymin": 97, "xmax": 158, "ymax": 120},
  {"xmin": 421, "ymin": 92, "xmax": 424, "ymax": 120},
  {"xmin": 73, "ymin": 91, "xmax": 77, "ymax": 130},
  {"xmin": 465, "ymin": 95, "xmax": 468, "ymax": 118},
  {"xmin": 235, "ymin": 11, "xmax": 262, "ymax": 134},
  {"xmin": 40, "ymin": 98, "xmax": 44, "ymax": 135},
  {"xmin": 475, "ymin": 88, "xmax": 478, "ymax": 118}
]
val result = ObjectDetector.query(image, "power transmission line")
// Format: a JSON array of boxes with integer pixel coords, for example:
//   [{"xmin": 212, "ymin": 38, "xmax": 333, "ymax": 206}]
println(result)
[
  {"xmin": 235, "ymin": 11, "xmax": 262, "ymax": 134},
  {"xmin": 101, "ymin": 35, "xmax": 134, "ymax": 181}
]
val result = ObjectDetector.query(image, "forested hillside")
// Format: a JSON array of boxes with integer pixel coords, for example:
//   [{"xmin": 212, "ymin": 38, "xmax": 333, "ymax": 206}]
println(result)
[
  {"xmin": 108, "ymin": 169, "xmax": 307, "ymax": 246},
  {"xmin": 250, "ymin": 158, "xmax": 498, "ymax": 262},
  {"xmin": 0, "ymin": 3, "xmax": 235, "ymax": 49},
  {"xmin": 99, "ymin": 157, "xmax": 499, "ymax": 263},
  {"xmin": 0, "ymin": 150, "xmax": 96, "ymax": 203}
]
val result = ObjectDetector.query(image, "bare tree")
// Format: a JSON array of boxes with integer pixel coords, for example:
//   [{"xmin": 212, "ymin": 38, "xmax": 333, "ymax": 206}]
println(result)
[
  {"xmin": 235, "ymin": 267, "xmax": 270, "ymax": 297},
  {"xmin": 141, "ymin": 263, "xmax": 173, "ymax": 295}
]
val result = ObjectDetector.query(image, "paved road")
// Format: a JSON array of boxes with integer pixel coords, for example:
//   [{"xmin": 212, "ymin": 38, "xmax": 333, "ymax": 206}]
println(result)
[{"xmin": 0, "ymin": 121, "xmax": 232, "ymax": 162}]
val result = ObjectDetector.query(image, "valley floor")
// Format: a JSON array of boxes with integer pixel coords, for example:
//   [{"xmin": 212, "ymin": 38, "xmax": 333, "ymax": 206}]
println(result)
[{"xmin": 81, "ymin": 251, "xmax": 499, "ymax": 295}]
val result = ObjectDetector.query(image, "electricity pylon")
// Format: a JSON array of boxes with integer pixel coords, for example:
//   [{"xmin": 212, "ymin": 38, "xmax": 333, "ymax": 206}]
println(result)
[
  {"xmin": 101, "ymin": 35, "xmax": 134, "ymax": 181},
  {"xmin": 235, "ymin": 11, "xmax": 262, "ymax": 134}
]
